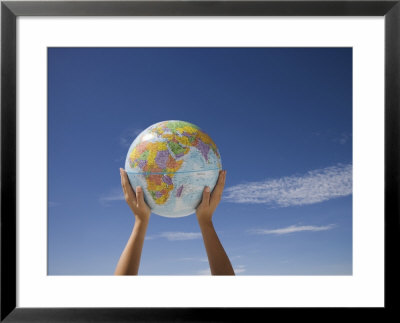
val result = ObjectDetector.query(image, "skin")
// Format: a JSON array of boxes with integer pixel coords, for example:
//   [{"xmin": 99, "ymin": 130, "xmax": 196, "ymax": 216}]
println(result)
[
  {"xmin": 196, "ymin": 170, "xmax": 235, "ymax": 275},
  {"xmin": 114, "ymin": 168, "xmax": 234, "ymax": 276},
  {"xmin": 114, "ymin": 168, "xmax": 151, "ymax": 275}
]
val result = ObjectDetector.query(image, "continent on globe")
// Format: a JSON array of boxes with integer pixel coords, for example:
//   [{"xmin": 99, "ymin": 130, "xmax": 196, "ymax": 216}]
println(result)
[{"xmin": 125, "ymin": 120, "xmax": 222, "ymax": 218}]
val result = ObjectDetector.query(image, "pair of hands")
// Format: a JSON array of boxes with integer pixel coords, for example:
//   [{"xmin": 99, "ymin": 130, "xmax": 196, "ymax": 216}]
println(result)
[
  {"xmin": 119, "ymin": 168, "xmax": 227, "ymax": 224},
  {"xmin": 117, "ymin": 168, "xmax": 234, "ymax": 276}
]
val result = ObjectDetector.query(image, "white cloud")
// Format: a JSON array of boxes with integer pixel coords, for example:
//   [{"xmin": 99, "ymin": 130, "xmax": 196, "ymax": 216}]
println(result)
[
  {"xmin": 147, "ymin": 232, "xmax": 202, "ymax": 241},
  {"xmin": 197, "ymin": 268, "xmax": 211, "ymax": 275},
  {"xmin": 249, "ymin": 224, "xmax": 336, "ymax": 235},
  {"xmin": 223, "ymin": 163, "xmax": 352, "ymax": 207},
  {"xmin": 234, "ymin": 265, "xmax": 246, "ymax": 274},
  {"xmin": 100, "ymin": 193, "xmax": 124, "ymax": 202},
  {"xmin": 99, "ymin": 189, "xmax": 124, "ymax": 206}
]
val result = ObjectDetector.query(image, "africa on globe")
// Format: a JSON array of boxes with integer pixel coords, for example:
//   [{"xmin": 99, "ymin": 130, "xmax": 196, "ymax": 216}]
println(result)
[{"xmin": 125, "ymin": 120, "xmax": 222, "ymax": 218}]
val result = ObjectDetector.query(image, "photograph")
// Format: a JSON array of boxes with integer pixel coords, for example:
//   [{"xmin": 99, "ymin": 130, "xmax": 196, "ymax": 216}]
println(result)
[
  {"xmin": 48, "ymin": 47, "xmax": 353, "ymax": 276},
  {"xmin": 3, "ymin": 0, "xmax": 399, "ymax": 319}
]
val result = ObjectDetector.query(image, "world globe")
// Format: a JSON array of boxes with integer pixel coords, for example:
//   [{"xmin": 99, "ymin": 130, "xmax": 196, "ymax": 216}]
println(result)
[{"xmin": 125, "ymin": 120, "xmax": 222, "ymax": 217}]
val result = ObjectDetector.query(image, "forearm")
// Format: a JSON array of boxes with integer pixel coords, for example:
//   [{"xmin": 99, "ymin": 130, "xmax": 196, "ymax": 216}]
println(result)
[
  {"xmin": 199, "ymin": 220, "xmax": 235, "ymax": 276},
  {"xmin": 114, "ymin": 219, "xmax": 149, "ymax": 275}
]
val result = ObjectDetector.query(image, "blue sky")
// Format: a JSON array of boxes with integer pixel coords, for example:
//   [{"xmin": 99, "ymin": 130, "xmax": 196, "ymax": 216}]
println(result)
[{"xmin": 48, "ymin": 47, "xmax": 352, "ymax": 275}]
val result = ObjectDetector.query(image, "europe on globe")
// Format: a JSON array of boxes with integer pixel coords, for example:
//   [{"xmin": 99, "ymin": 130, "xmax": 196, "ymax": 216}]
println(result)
[{"xmin": 125, "ymin": 120, "xmax": 222, "ymax": 217}]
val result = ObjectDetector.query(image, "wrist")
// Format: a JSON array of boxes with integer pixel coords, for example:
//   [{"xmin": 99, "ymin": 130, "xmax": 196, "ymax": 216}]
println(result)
[
  {"xmin": 197, "ymin": 217, "xmax": 213, "ymax": 229},
  {"xmin": 134, "ymin": 216, "xmax": 149, "ymax": 228}
]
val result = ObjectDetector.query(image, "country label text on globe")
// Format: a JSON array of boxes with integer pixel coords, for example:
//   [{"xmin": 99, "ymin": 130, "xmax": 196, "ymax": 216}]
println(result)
[{"xmin": 125, "ymin": 120, "xmax": 222, "ymax": 217}]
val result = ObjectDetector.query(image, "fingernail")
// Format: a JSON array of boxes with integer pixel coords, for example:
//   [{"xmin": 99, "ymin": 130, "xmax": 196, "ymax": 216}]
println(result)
[
  {"xmin": 205, "ymin": 187, "xmax": 210, "ymax": 192},
  {"xmin": 136, "ymin": 186, "xmax": 141, "ymax": 192}
]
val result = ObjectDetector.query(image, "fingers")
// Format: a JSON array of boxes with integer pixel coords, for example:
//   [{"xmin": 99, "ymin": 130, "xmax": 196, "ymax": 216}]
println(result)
[
  {"xmin": 120, "ymin": 168, "xmax": 137, "ymax": 205},
  {"xmin": 200, "ymin": 186, "xmax": 211, "ymax": 207},
  {"xmin": 135, "ymin": 186, "xmax": 145, "ymax": 208},
  {"xmin": 210, "ymin": 170, "xmax": 226, "ymax": 205}
]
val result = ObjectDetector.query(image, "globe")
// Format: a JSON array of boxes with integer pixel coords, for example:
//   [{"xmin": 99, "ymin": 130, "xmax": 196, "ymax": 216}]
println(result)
[{"xmin": 125, "ymin": 120, "xmax": 222, "ymax": 218}]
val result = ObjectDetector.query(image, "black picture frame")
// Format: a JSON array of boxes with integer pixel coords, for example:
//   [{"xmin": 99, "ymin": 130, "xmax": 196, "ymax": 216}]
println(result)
[{"xmin": 1, "ymin": 0, "xmax": 399, "ymax": 321}]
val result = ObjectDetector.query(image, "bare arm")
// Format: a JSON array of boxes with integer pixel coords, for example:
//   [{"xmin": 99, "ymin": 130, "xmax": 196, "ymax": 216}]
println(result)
[
  {"xmin": 114, "ymin": 168, "xmax": 151, "ymax": 275},
  {"xmin": 196, "ymin": 170, "xmax": 235, "ymax": 275}
]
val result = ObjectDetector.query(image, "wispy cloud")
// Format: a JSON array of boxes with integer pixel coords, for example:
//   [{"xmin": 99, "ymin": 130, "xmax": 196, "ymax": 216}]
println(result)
[
  {"xmin": 114, "ymin": 155, "xmax": 125, "ymax": 163},
  {"xmin": 333, "ymin": 132, "xmax": 352, "ymax": 145},
  {"xmin": 234, "ymin": 265, "xmax": 246, "ymax": 274},
  {"xmin": 197, "ymin": 268, "xmax": 211, "ymax": 275},
  {"xmin": 182, "ymin": 255, "xmax": 242, "ymax": 268},
  {"xmin": 180, "ymin": 257, "xmax": 209, "ymax": 262},
  {"xmin": 99, "ymin": 189, "xmax": 124, "ymax": 206},
  {"xmin": 249, "ymin": 224, "xmax": 336, "ymax": 235},
  {"xmin": 146, "ymin": 232, "xmax": 202, "ymax": 241},
  {"xmin": 196, "ymin": 264, "xmax": 246, "ymax": 275},
  {"xmin": 223, "ymin": 163, "xmax": 352, "ymax": 207},
  {"xmin": 231, "ymin": 255, "xmax": 242, "ymax": 260},
  {"xmin": 311, "ymin": 130, "xmax": 352, "ymax": 145},
  {"xmin": 119, "ymin": 127, "xmax": 144, "ymax": 147}
]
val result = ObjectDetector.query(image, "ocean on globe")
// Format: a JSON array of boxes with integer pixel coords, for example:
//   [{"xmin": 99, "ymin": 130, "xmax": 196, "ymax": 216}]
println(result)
[{"xmin": 125, "ymin": 120, "xmax": 222, "ymax": 218}]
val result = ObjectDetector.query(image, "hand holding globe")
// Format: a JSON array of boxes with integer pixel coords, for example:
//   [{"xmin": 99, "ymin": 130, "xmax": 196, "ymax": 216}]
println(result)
[
  {"xmin": 196, "ymin": 170, "xmax": 227, "ymax": 226},
  {"xmin": 119, "ymin": 167, "xmax": 227, "ymax": 227},
  {"xmin": 115, "ymin": 121, "xmax": 234, "ymax": 276},
  {"xmin": 119, "ymin": 168, "xmax": 151, "ymax": 223}
]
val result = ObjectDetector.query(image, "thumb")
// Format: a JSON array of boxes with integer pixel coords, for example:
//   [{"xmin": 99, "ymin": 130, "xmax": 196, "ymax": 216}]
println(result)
[
  {"xmin": 136, "ymin": 186, "xmax": 145, "ymax": 207},
  {"xmin": 201, "ymin": 186, "xmax": 211, "ymax": 206}
]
